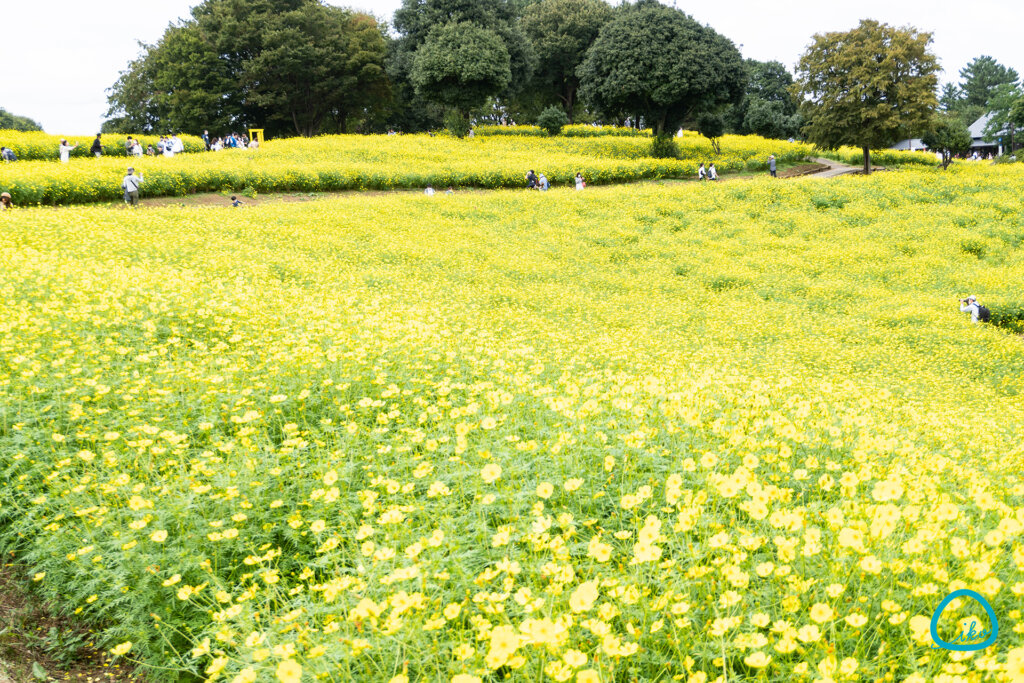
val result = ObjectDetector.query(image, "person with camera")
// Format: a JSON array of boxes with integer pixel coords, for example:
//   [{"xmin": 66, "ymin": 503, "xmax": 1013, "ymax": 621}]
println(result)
[{"xmin": 959, "ymin": 295, "xmax": 990, "ymax": 323}]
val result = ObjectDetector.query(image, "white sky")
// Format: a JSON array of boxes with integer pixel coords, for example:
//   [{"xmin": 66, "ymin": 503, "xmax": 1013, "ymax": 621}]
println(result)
[{"xmin": 2, "ymin": 0, "xmax": 1021, "ymax": 134}]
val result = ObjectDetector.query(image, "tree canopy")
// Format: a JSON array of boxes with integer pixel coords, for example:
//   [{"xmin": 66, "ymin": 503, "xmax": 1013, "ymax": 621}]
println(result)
[
  {"xmin": 958, "ymin": 56, "xmax": 1019, "ymax": 109},
  {"xmin": 794, "ymin": 19, "xmax": 939, "ymax": 173},
  {"xmin": 521, "ymin": 0, "xmax": 612, "ymax": 122},
  {"xmin": 105, "ymin": 0, "xmax": 389, "ymax": 137},
  {"xmin": 0, "ymin": 108, "xmax": 44, "ymax": 132},
  {"xmin": 726, "ymin": 59, "xmax": 801, "ymax": 139},
  {"xmin": 577, "ymin": 1, "xmax": 745, "ymax": 138},
  {"xmin": 921, "ymin": 114, "xmax": 971, "ymax": 169}
]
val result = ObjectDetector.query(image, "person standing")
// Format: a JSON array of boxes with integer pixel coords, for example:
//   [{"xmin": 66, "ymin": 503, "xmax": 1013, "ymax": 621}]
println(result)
[
  {"xmin": 575, "ymin": 173, "xmax": 585, "ymax": 190},
  {"xmin": 171, "ymin": 134, "xmax": 184, "ymax": 154},
  {"xmin": 697, "ymin": 162, "xmax": 707, "ymax": 180},
  {"xmin": 121, "ymin": 167, "xmax": 144, "ymax": 207},
  {"xmin": 58, "ymin": 139, "xmax": 78, "ymax": 163},
  {"xmin": 708, "ymin": 163, "xmax": 718, "ymax": 181},
  {"xmin": 90, "ymin": 134, "xmax": 103, "ymax": 157},
  {"xmin": 131, "ymin": 140, "xmax": 143, "ymax": 157},
  {"xmin": 202, "ymin": 130, "xmax": 210, "ymax": 150},
  {"xmin": 125, "ymin": 136, "xmax": 134, "ymax": 154},
  {"xmin": 769, "ymin": 155, "xmax": 777, "ymax": 177}
]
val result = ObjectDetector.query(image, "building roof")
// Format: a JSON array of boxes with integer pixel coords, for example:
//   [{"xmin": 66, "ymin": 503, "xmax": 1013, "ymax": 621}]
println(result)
[{"xmin": 968, "ymin": 113, "xmax": 1008, "ymax": 141}]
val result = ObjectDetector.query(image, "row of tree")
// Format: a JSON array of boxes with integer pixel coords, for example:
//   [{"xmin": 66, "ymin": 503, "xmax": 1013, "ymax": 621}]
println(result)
[
  {"xmin": 104, "ymin": 0, "xmax": 802, "ymax": 141},
  {"xmin": 101, "ymin": 0, "xmax": 1020, "ymax": 173}
]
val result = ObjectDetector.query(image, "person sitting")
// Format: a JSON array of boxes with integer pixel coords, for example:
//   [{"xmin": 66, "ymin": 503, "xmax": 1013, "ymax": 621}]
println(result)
[
  {"xmin": 231, "ymin": 196, "xmax": 243, "ymax": 207},
  {"xmin": 0, "ymin": 192, "xmax": 12, "ymax": 210},
  {"xmin": 538, "ymin": 174, "xmax": 550, "ymax": 191},
  {"xmin": 525, "ymin": 170, "xmax": 538, "ymax": 189},
  {"xmin": 424, "ymin": 185, "xmax": 436, "ymax": 196}
]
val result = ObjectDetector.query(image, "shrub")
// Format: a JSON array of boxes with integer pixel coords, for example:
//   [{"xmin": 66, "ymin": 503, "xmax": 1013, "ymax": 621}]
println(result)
[{"xmin": 536, "ymin": 106, "xmax": 570, "ymax": 136}]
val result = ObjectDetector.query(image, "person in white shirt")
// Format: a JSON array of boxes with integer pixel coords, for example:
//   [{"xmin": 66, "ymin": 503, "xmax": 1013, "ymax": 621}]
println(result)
[
  {"xmin": 121, "ymin": 167, "xmax": 144, "ymax": 207},
  {"xmin": 697, "ymin": 162, "xmax": 707, "ymax": 180},
  {"xmin": 58, "ymin": 139, "xmax": 78, "ymax": 163},
  {"xmin": 131, "ymin": 141, "xmax": 143, "ymax": 157},
  {"xmin": 171, "ymin": 135, "xmax": 184, "ymax": 154},
  {"xmin": 424, "ymin": 185, "xmax": 435, "ymax": 196},
  {"xmin": 708, "ymin": 164, "xmax": 718, "ymax": 181},
  {"xmin": 248, "ymin": 138, "xmax": 259, "ymax": 149},
  {"xmin": 959, "ymin": 295, "xmax": 987, "ymax": 323},
  {"xmin": 575, "ymin": 173, "xmax": 584, "ymax": 190}
]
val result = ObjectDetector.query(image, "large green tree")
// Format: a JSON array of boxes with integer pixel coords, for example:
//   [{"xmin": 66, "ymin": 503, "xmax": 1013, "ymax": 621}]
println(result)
[
  {"xmin": 105, "ymin": 0, "xmax": 390, "ymax": 137},
  {"xmin": 958, "ymin": 56, "xmax": 1019, "ymax": 109},
  {"xmin": 981, "ymin": 83, "xmax": 1023, "ymax": 152},
  {"xmin": 0, "ymin": 108, "xmax": 44, "ymax": 132},
  {"xmin": 794, "ymin": 19, "xmax": 939, "ymax": 174},
  {"xmin": 410, "ymin": 21, "xmax": 512, "ymax": 131},
  {"xmin": 577, "ymin": 0, "xmax": 745, "ymax": 146},
  {"xmin": 521, "ymin": 0, "xmax": 612, "ymax": 122}
]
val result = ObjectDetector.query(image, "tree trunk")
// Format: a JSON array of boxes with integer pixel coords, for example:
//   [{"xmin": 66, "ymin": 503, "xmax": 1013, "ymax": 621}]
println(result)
[
  {"xmin": 564, "ymin": 83, "xmax": 576, "ymax": 124},
  {"xmin": 862, "ymin": 146, "xmax": 871, "ymax": 175}
]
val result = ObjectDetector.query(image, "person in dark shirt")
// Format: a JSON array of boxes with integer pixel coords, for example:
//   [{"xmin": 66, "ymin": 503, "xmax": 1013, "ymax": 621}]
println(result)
[
  {"xmin": 231, "ymin": 196, "xmax": 243, "ymax": 207},
  {"xmin": 91, "ymin": 134, "xmax": 103, "ymax": 157},
  {"xmin": 525, "ymin": 170, "xmax": 538, "ymax": 189}
]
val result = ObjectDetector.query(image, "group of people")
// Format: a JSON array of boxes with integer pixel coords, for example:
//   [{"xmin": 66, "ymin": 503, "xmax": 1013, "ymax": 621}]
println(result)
[
  {"xmin": 523, "ymin": 170, "xmax": 586, "ymax": 191},
  {"xmin": 203, "ymin": 130, "xmax": 258, "ymax": 151},
  {"xmin": 697, "ymin": 163, "xmax": 719, "ymax": 181}
]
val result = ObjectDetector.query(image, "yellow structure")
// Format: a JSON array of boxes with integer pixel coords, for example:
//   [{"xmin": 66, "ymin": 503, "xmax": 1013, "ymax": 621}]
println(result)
[{"xmin": 248, "ymin": 128, "xmax": 265, "ymax": 144}]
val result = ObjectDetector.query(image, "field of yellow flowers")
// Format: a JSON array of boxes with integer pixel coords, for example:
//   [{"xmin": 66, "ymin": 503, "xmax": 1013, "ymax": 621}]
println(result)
[
  {"xmin": 1, "ymin": 163, "xmax": 1024, "ymax": 683},
  {"xmin": 0, "ymin": 130, "xmax": 205, "ymax": 160},
  {"xmin": 0, "ymin": 132, "xmax": 818, "ymax": 205}
]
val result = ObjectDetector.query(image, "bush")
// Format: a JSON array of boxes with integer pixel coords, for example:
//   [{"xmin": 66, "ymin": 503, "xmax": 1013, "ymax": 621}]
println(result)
[
  {"xmin": 536, "ymin": 106, "xmax": 570, "ymax": 136},
  {"xmin": 650, "ymin": 134, "xmax": 680, "ymax": 159},
  {"xmin": 443, "ymin": 112, "xmax": 472, "ymax": 139}
]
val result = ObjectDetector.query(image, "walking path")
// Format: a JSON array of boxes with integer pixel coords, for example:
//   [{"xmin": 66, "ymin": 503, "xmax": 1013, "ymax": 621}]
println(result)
[{"xmin": 809, "ymin": 157, "xmax": 865, "ymax": 178}]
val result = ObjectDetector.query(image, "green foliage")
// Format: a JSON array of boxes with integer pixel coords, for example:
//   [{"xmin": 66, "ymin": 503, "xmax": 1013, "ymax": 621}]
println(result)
[
  {"xmin": 105, "ymin": 0, "xmax": 390, "ymax": 137},
  {"xmin": 394, "ymin": 0, "xmax": 535, "ymax": 97},
  {"xmin": 695, "ymin": 112, "xmax": 725, "ymax": 154},
  {"xmin": 794, "ymin": 19, "xmax": 940, "ymax": 174},
  {"xmin": 726, "ymin": 59, "xmax": 801, "ymax": 139},
  {"xmin": 521, "ymin": 0, "xmax": 612, "ymax": 122},
  {"xmin": 958, "ymin": 55, "xmax": 1019, "ymax": 109},
  {"xmin": 0, "ymin": 108, "xmax": 43, "ymax": 132},
  {"xmin": 921, "ymin": 115, "xmax": 972, "ymax": 169},
  {"xmin": 443, "ymin": 110, "xmax": 473, "ymax": 138},
  {"xmin": 410, "ymin": 22, "xmax": 512, "ymax": 116},
  {"xmin": 981, "ymin": 83, "xmax": 1022, "ymax": 151},
  {"xmin": 536, "ymin": 105, "xmax": 570, "ymax": 135},
  {"xmin": 577, "ymin": 1, "xmax": 745, "ymax": 136},
  {"xmin": 475, "ymin": 124, "xmax": 651, "ymax": 137},
  {"xmin": 649, "ymin": 134, "xmax": 680, "ymax": 159}
]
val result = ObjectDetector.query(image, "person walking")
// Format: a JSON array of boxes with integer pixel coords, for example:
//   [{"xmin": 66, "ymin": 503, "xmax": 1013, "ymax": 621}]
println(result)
[
  {"xmin": 58, "ymin": 139, "xmax": 78, "ymax": 163},
  {"xmin": 708, "ymin": 163, "xmax": 718, "ymax": 181},
  {"xmin": 0, "ymin": 192, "xmax": 12, "ymax": 210},
  {"xmin": 90, "ymin": 134, "xmax": 103, "ymax": 158},
  {"xmin": 575, "ymin": 173, "xmax": 585, "ymax": 190},
  {"xmin": 121, "ymin": 167, "xmax": 143, "ymax": 207},
  {"xmin": 697, "ymin": 162, "xmax": 707, "ymax": 181},
  {"xmin": 768, "ymin": 155, "xmax": 777, "ymax": 178},
  {"xmin": 959, "ymin": 295, "xmax": 990, "ymax": 324}
]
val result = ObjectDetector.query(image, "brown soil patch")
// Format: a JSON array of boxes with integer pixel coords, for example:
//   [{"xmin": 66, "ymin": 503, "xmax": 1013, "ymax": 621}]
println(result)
[{"xmin": 0, "ymin": 560, "xmax": 142, "ymax": 683}]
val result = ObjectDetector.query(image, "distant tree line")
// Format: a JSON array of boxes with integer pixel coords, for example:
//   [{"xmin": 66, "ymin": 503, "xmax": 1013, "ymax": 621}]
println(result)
[
  {"xmin": 100, "ymin": 0, "xmax": 1023, "ymax": 168},
  {"xmin": 103, "ymin": 0, "xmax": 787, "ymax": 148},
  {"xmin": 0, "ymin": 108, "xmax": 43, "ymax": 132}
]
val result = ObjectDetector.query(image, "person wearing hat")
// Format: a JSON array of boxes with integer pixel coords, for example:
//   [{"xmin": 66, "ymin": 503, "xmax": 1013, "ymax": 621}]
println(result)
[
  {"xmin": 59, "ymin": 139, "xmax": 78, "ymax": 163},
  {"xmin": 0, "ymin": 192, "xmax": 12, "ymax": 210},
  {"xmin": 959, "ymin": 295, "xmax": 989, "ymax": 324},
  {"xmin": 122, "ymin": 167, "xmax": 144, "ymax": 207}
]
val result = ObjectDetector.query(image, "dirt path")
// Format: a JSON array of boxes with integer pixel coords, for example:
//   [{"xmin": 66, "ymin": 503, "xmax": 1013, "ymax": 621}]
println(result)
[
  {"xmin": 99, "ymin": 162, "xmax": 832, "ymax": 210},
  {"xmin": 808, "ymin": 157, "xmax": 868, "ymax": 178}
]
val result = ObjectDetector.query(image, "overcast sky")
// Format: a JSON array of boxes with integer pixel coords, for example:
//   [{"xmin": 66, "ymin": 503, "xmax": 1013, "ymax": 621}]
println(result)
[{"xmin": 2, "ymin": 0, "xmax": 1021, "ymax": 134}]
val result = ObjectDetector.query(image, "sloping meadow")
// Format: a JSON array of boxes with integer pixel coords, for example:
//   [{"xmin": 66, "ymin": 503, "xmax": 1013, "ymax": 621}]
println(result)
[
  {"xmin": 0, "ymin": 133, "xmax": 815, "ymax": 205},
  {"xmin": 0, "ymin": 165, "xmax": 1022, "ymax": 682}
]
